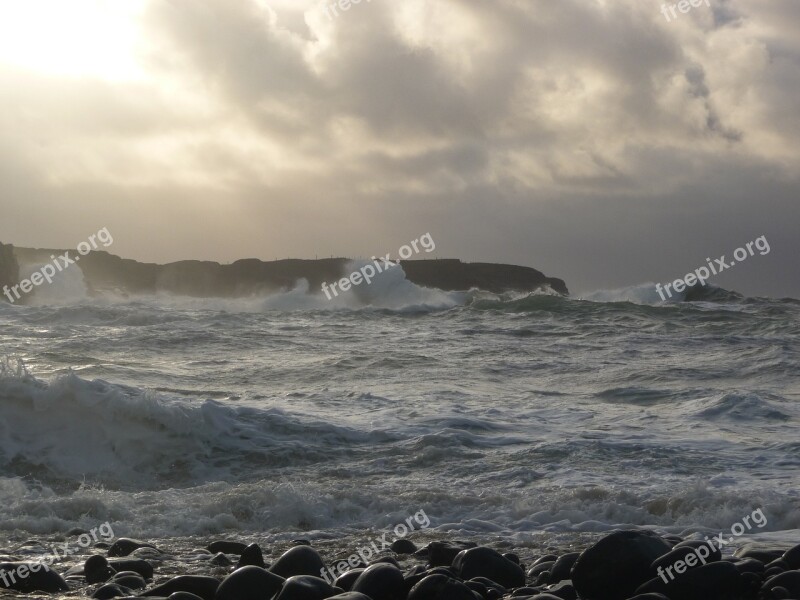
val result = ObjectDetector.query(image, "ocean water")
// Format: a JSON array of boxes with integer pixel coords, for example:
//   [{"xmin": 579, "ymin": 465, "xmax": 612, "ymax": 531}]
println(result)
[{"xmin": 0, "ymin": 262, "xmax": 799, "ymax": 560}]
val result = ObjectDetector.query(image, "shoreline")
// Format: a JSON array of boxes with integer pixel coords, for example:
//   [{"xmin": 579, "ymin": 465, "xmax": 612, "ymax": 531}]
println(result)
[{"xmin": 1, "ymin": 527, "xmax": 798, "ymax": 598}]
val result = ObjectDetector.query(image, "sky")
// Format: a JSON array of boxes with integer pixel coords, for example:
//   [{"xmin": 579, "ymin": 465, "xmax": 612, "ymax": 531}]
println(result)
[{"xmin": 0, "ymin": 0, "xmax": 797, "ymax": 297}]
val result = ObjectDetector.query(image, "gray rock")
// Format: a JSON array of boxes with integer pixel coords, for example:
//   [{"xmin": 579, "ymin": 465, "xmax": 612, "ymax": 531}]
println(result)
[
  {"xmin": 571, "ymin": 530, "xmax": 672, "ymax": 600},
  {"xmin": 452, "ymin": 547, "xmax": 525, "ymax": 589}
]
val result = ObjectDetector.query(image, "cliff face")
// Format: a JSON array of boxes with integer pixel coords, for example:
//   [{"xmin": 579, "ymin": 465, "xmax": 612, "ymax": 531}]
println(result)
[
  {"xmin": 9, "ymin": 247, "xmax": 568, "ymax": 297},
  {"xmin": 0, "ymin": 242, "xmax": 19, "ymax": 300}
]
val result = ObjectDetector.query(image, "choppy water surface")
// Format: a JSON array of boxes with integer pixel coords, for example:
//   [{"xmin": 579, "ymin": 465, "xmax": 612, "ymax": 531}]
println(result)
[{"xmin": 1, "ymin": 270, "xmax": 798, "ymax": 554}]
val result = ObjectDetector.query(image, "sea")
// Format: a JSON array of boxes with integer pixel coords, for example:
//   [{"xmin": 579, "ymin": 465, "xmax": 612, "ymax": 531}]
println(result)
[{"xmin": 0, "ymin": 260, "xmax": 798, "ymax": 583}]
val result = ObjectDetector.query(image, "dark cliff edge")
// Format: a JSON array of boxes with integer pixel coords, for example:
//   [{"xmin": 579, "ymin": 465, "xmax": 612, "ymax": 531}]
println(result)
[
  {"xmin": 7, "ymin": 246, "xmax": 569, "ymax": 298},
  {"xmin": 400, "ymin": 259, "xmax": 568, "ymax": 295}
]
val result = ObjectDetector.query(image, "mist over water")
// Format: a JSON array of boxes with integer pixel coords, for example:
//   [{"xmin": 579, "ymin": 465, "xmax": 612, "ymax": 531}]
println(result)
[{"xmin": 1, "ymin": 266, "xmax": 798, "ymax": 548}]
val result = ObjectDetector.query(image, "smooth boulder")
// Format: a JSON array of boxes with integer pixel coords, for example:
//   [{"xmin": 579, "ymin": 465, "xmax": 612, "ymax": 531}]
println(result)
[
  {"xmin": 452, "ymin": 547, "xmax": 525, "ymax": 589},
  {"xmin": 783, "ymin": 544, "xmax": 800, "ymax": 569},
  {"xmin": 407, "ymin": 573, "xmax": 479, "ymax": 600},
  {"xmin": 140, "ymin": 575, "xmax": 220, "ymax": 600},
  {"xmin": 270, "ymin": 546, "xmax": 326, "ymax": 579},
  {"xmin": 85, "ymin": 555, "xmax": 116, "ymax": 583},
  {"xmin": 571, "ymin": 530, "xmax": 672, "ymax": 600},
  {"xmin": 275, "ymin": 575, "xmax": 341, "ymax": 600},
  {"xmin": 636, "ymin": 561, "xmax": 742, "ymax": 600},
  {"xmin": 334, "ymin": 568, "xmax": 364, "ymax": 591},
  {"xmin": 215, "ymin": 566, "xmax": 284, "ymax": 600},
  {"xmin": 425, "ymin": 541, "xmax": 475, "ymax": 567},
  {"xmin": 351, "ymin": 563, "xmax": 406, "ymax": 600},
  {"xmin": 207, "ymin": 541, "xmax": 248, "ymax": 555},
  {"xmin": 390, "ymin": 539, "xmax": 417, "ymax": 554},
  {"xmin": 236, "ymin": 543, "xmax": 266, "ymax": 569},
  {"xmin": 673, "ymin": 540, "xmax": 722, "ymax": 563},
  {"xmin": 0, "ymin": 562, "xmax": 70, "ymax": 593},
  {"xmin": 650, "ymin": 545, "xmax": 712, "ymax": 580},
  {"xmin": 92, "ymin": 583, "xmax": 132, "ymax": 599},
  {"xmin": 108, "ymin": 538, "xmax": 159, "ymax": 557},
  {"xmin": 112, "ymin": 571, "xmax": 147, "ymax": 589},
  {"xmin": 734, "ymin": 545, "xmax": 784, "ymax": 564},
  {"xmin": 549, "ymin": 553, "xmax": 580, "ymax": 583},
  {"xmin": 109, "ymin": 558, "xmax": 154, "ymax": 579},
  {"xmin": 762, "ymin": 571, "xmax": 800, "ymax": 597}
]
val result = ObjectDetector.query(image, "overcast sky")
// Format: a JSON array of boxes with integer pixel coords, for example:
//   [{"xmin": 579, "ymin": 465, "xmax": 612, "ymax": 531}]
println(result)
[{"xmin": 0, "ymin": 0, "xmax": 797, "ymax": 297}]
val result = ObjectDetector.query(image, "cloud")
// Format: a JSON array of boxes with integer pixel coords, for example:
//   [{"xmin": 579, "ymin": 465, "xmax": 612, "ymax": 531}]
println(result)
[{"xmin": 0, "ymin": 0, "xmax": 797, "ymax": 297}]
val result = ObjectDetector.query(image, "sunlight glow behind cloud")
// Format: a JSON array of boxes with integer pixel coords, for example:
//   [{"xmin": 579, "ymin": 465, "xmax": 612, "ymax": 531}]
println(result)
[{"xmin": 0, "ymin": 0, "xmax": 145, "ymax": 80}]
